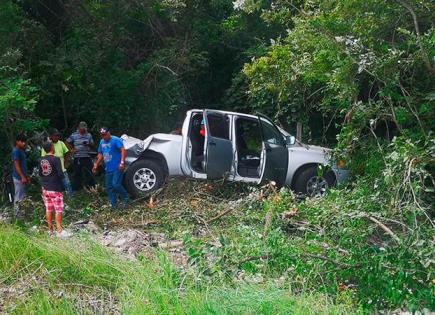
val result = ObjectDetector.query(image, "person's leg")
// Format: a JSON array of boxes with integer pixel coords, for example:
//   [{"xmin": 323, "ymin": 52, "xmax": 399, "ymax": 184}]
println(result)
[
  {"xmin": 82, "ymin": 158, "xmax": 96, "ymax": 188},
  {"xmin": 72, "ymin": 158, "xmax": 82, "ymax": 191},
  {"xmin": 63, "ymin": 171, "xmax": 74, "ymax": 196},
  {"xmin": 13, "ymin": 177, "xmax": 26, "ymax": 217},
  {"xmin": 42, "ymin": 189, "xmax": 54, "ymax": 232},
  {"xmin": 55, "ymin": 212, "xmax": 62, "ymax": 233},
  {"xmin": 46, "ymin": 211, "xmax": 53, "ymax": 232},
  {"xmin": 13, "ymin": 178, "xmax": 21, "ymax": 216},
  {"xmin": 52, "ymin": 192, "xmax": 64, "ymax": 233},
  {"xmin": 112, "ymin": 170, "xmax": 129, "ymax": 203},
  {"xmin": 105, "ymin": 172, "xmax": 117, "ymax": 208}
]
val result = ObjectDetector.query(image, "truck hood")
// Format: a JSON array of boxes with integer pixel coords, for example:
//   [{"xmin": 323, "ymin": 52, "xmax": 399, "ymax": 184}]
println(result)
[
  {"xmin": 290, "ymin": 143, "xmax": 331, "ymax": 154},
  {"xmin": 288, "ymin": 143, "xmax": 333, "ymax": 165},
  {"xmin": 122, "ymin": 133, "xmax": 181, "ymax": 151}
]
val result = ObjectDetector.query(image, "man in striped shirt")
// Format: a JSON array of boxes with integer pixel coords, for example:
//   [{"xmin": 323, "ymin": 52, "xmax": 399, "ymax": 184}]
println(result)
[{"xmin": 66, "ymin": 121, "xmax": 96, "ymax": 191}]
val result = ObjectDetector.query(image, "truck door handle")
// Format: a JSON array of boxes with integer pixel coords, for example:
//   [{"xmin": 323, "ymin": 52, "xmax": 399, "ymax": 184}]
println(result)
[{"xmin": 209, "ymin": 142, "xmax": 216, "ymax": 146}]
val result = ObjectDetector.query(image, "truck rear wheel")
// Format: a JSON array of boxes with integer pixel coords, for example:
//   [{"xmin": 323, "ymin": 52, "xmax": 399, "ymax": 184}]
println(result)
[
  {"xmin": 293, "ymin": 166, "xmax": 336, "ymax": 197},
  {"xmin": 124, "ymin": 159, "xmax": 165, "ymax": 198}
]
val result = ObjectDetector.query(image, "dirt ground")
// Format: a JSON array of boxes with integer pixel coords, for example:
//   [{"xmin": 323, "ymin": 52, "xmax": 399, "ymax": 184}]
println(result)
[{"xmin": 1, "ymin": 178, "xmax": 266, "ymax": 269}]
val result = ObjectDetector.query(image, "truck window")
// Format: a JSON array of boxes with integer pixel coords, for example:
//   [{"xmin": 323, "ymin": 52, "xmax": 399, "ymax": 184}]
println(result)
[
  {"xmin": 260, "ymin": 117, "xmax": 285, "ymax": 146},
  {"xmin": 206, "ymin": 113, "xmax": 230, "ymax": 140}
]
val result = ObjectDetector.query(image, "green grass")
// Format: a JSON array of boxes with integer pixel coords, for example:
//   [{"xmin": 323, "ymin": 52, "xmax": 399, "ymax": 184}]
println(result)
[
  {"xmin": 2, "ymin": 176, "xmax": 431, "ymax": 312},
  {"xmin": 0, "ymin": 224, "xmax": 356, "ymax": 314}
]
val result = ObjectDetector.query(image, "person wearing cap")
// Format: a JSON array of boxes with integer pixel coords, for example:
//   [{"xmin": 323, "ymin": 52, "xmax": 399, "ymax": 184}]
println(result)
[
  {"xmin": 41, "ymin": 128, "xmax": 73, "ymax": 196},
  {"xmin": 66, "ymin": 121, "xmax": 96, "ymax": 190},
  {"xmin": 92, "ymin": 127, "xmax": 129, "ymax": 208}
]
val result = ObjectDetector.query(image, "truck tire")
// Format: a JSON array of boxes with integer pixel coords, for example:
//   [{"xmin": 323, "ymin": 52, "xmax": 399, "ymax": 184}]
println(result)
[
  {"xmin": 124, "ymin": 159, "xmax": 165, "ymax": 198},
  {"xmin": 293, "ymin": 166, "xmax": 336, "ymax": 197}
]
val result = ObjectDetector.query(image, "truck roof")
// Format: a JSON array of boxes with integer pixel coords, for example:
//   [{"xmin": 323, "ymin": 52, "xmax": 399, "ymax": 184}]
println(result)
[
  {"xmin": 187, "ymin": 109, "xmax": 259, "ymax": 120},
  {"xmin": 187, "ymin": 108, "xmax": 292, "ymax": 136}
]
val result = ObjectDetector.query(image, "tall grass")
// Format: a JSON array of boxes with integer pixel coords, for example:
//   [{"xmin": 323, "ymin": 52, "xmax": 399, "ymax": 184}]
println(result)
[{"xmin": 0, "ymin": 225, "xmax": 355, "ymax": 314}]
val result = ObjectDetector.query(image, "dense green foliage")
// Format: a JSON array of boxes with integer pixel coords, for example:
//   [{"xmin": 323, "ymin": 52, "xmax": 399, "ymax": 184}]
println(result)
[
  {"xmin": 0, "ymin": 0, "xmax": 277, "ymax": 141},
  {"xmin": 0, "ymin": 0, "xmax": 433, "ymax": 312},
  {"xmin": 0, "ymin": 1, "xmax": 433, "ymax": 142}
]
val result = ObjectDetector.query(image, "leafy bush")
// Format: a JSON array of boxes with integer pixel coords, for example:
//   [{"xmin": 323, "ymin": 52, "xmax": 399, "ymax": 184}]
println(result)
[{"xmin": 189, "ymin": 136, "xmax": 434, "ymax": 311}]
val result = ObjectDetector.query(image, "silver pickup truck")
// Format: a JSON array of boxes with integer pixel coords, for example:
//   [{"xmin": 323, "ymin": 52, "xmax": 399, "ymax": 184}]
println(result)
[{"xmin": 121, "ymin": 109, "xmax": 349, "ymax": 197}]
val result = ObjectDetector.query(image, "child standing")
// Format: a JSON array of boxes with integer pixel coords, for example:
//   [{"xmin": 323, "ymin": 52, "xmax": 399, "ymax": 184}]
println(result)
[
  {"xmin": 41, "ymin": 128, "xmax": 73, "ymax": 196},
  {"xmin": 39, "ymin": 141, "xmax": 71, "ymax": 238}
]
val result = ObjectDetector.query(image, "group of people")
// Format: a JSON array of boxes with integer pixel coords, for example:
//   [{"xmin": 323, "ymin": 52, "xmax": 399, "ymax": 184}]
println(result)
[{"xmin": 11, "ymin": 122, "xmax": 130, "ymax": 238}]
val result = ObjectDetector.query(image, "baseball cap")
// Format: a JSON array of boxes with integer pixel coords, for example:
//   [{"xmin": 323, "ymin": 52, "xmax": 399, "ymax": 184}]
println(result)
[
  {"xmin": 99, "ymin": 127, "xmax": 110, "ymax": 134},
  {"xmin": 78, "ymin": 121, "xmax": 88, "ymax": 129},
  {"xmin": 49, "ymin": 128, "xmax": 60, "ymax": 136}
]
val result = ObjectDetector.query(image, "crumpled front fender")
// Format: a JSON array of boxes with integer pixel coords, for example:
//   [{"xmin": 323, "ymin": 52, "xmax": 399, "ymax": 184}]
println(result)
[{"xmin": 122, "ymin": 133, "xmax": 183, "ymax": 176}]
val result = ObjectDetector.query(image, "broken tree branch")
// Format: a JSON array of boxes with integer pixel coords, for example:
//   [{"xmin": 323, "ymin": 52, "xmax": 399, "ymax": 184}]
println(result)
[
  {"xmin": 368, "ymin": 216, "xmax": 401, "ymax": 244},
  {"xmin": 302, "ymin": 253, "xmax": 362, "ymax": 269},
  {"xmin": 397, "ymin": 0, "xmax": 435, "ymax": 75},
  {"xmin": 238, "ymin": 253, "xmax": 360, "ymax": 269},
  {"xmin": 206, "ymin": 207, "xmax": 234, "ymax": 224}
]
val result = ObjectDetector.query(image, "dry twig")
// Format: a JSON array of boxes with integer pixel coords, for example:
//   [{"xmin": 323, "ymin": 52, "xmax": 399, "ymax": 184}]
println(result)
[
  {"xmin": 206, "ymin": 207, "xmax": 234, "ymax": 224},
  {"xmin": 368, "ymin": 216, "xmax": 401, "ymax": 244},
  {"xmin": 238, "ymin": 253, "xmax": 360, "ymax": 269}
]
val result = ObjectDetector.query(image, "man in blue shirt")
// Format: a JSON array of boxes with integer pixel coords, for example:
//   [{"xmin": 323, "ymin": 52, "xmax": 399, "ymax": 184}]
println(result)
[
  {"xmin": 12, "ymin": 134, "xmax": 30, "ymax": 217},
  {"xmin": 92, "ymin": 127, "xmax": 129, "ymax": 208}
]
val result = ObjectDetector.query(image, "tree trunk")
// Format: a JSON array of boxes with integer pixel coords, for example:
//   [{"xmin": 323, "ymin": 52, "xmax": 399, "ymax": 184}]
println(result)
[
  {"xmin": 296, "ymin": 122, "xmax": 303, "ymax": 141},
  {"xmin": 61, "ymin": 88, "xmax": 68, "ymax": 130}
]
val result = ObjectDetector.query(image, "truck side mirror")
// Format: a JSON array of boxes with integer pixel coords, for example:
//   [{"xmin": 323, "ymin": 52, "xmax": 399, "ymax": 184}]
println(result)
[{"xmin": 286, "ymin": 135, "xmax": 296, "ymax": 145}]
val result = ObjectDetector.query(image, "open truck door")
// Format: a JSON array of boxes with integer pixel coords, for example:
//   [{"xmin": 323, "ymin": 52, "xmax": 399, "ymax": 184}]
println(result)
[
  {"xmin": 258, "ymin": 115, "xmax": 288, "ymax": 186},
  {"xmin": 203, "ymin": 110, "xmax": 233, "ymax": 179}
]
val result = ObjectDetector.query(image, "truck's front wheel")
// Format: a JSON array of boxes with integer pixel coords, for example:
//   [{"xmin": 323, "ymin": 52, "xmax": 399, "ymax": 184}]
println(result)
[
  {"xmin": 124, "ymin": 159, "xmax": 165, "ymax": 198},
  {"xmin": 293, "ymin": 166, "xmax": 336, "ymax": 197}
]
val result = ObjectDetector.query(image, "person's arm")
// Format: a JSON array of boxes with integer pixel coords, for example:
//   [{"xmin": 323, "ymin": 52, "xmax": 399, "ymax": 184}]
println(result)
[
  {"xmin": 93, "ymin": 141, "xmax": 103, "ymax": 173},
  {"xmin": 92, "ymin": 153, "xmax": 104, "ymax": 173},
  {"xmin": 65, "ymin": 142, "xmax": 75, "ymax": 153},
  {"xmin": 115, "ymin": 138, "xmax": 126, "ymax": 171},
  {"xmin": 87, "ymin": 135, "xmax": 95, "ymax": 149},
  {"xmin": 65, "ymin": 137, "xmax": 76, "ymax": 154},
  {"xmin": 62, "ymin": 141, "xmax": 70, "ymax": 155},
  {"xmin": 56, "ymin": 158, "xmax": 65, "ymax": 180},
  {"xmin": 13, "ymin": 150, "xmax": 29, "ymax": 184},
  {"xmin": 119, "ymin": 147, "xmax": 126, "ymax": 171},
  {"xmin": 62, "ymin": 142, "xmax": 72, "ymax": 168},
  {"xmin": 55, "ymin": 158, "xmax": 64, "ymax": 180},
  {"xmin": 14, "ymin": 160, "xmax": 29, "ymax": 184},
  {"xmin": 64, "ymin": 149, "xmax": 72, "ymax": 159}
]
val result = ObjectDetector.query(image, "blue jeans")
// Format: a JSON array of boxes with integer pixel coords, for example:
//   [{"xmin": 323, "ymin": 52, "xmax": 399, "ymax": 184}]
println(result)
[
  {"xmin": 105, "ymin": 170, "xmax": 129, "ymax": 208},
  {"xmin": 13, "ymin": 177, "xmax": 26, "ymax": 217},
  {"xmin": 63, "ymin": 171, "xmax": 73, "ymax": 196}
]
